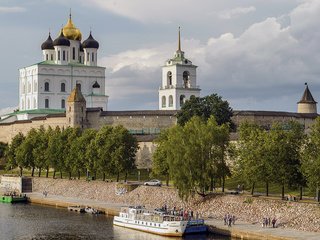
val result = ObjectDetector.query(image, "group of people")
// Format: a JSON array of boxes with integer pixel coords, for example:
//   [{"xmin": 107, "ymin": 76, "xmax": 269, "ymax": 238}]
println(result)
[
  {"xmin": 224, "ymin": 213, "xmax": 236, "ymax": 227},
  {"xmin": 161, "ymin": 205, "xmax": 200, "ymax": 220},
  {"xmin": 262, "ymin": 217, "xmax": 277, "ymax": 228}
]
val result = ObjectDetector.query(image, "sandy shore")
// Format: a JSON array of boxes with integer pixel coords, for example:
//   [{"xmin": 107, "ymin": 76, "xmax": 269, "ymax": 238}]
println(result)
[{"xmin": 32, "ymin": 178, "xmax": 320, "ymax": 233}]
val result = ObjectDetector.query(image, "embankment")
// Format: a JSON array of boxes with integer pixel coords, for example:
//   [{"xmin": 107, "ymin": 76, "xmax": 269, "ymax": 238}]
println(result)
[{"xmin": 32, "ymin": 178, "xmax": 320, "ymax": 233}]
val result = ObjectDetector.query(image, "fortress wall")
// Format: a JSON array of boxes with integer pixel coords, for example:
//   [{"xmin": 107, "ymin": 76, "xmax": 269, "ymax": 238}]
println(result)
[
  {"xmin": 233, "ymin": 114, "xmax": 316, "ymax": 131},
  {"xmin": 0, "ymin": 117, "xmax": 67, "ymax": 143},
  {"xmin": 87, "ymin": 113, "xmax": 177, "ymax": 131}
]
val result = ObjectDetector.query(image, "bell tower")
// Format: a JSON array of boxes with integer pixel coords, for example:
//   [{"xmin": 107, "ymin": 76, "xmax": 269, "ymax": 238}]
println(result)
[{"xmin": 159, "ymin": 27, "xmax": 200, "ymax": 110}]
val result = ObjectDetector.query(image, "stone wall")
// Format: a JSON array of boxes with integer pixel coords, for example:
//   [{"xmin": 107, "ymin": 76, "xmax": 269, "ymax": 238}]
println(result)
[
  {"xmin": 0, "ymin": 116, "xmax": 67, "ymax": 143},
  {"xmin": 0, "ymin": 109, "xmax": 318, "ymax": 169}
]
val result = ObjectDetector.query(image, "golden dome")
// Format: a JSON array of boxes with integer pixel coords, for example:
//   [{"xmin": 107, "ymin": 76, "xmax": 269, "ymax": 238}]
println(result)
[{"xmin": 62, "ymin": 15, "xmax": 82, "ymax": 41}]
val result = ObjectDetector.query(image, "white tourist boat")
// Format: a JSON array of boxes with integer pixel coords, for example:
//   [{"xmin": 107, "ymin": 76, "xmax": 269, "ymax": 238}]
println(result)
[{"xmin": 113, "ymin": 206, "xmax": 188, "ymax": 237}]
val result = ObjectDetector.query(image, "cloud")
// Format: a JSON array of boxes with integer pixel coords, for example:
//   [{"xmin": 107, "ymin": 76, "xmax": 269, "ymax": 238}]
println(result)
[
  {"xmin": 79, "ymin": 0, "xmax": 228, "ymax": 24},
  {"xmin": 218, "ymin": 6, "xmax": 256, "ymax": 20},
  {"xmin": 0, "ymin": 6, "xmax": 26, "ymax": 13},
  {"xmin": 101, "ymin": 0, "xmax": 320, "ymax": 111}
]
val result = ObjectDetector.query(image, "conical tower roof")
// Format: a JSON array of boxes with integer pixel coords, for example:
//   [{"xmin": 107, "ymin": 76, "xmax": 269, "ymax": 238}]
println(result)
[
  {"xmin": 298, "ymin": 83, "xmax": 317, "ymax": 104},
  {"xmin": 68, "ymin": 84, "xmax": 86, "ymax": 103}
]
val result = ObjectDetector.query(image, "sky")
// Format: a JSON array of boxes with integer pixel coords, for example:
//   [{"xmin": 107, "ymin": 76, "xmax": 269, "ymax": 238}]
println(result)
[{"xmin": 1, "ymin": 0, "xmax": 320, "ymax": 113}]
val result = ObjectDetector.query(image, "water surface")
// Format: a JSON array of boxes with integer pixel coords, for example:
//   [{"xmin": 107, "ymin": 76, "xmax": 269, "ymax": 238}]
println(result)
[{"xmin": 0, "ymin": 203, "xmax": 231, "ymax": 240}]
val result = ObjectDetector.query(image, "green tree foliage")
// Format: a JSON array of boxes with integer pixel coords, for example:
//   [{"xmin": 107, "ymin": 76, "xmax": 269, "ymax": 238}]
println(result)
[
  {"xmin": 302, "ymin": 117, "xmax": 320, "ymax": 197},
  {"xmin": 5, "ymin": 125, "xmax": 139, "ymax": 181},
  {"xmin": 177, "ymin": 94, "xmax": 233, "ymax": 127},
  {"xmin": 152, "ymin": 130, "xmax": 170, "ymax": 186},
  {"xmin": 71, "ymin": 128, "xmax": 97, "ymax": 179},
  {"xmin": 236, "ymin": 121, "xmax": 305, "ymax": 197},
  {"xmin": 32, "ymin": 126, "xmax": 49, "ymax": 177},
  {"xmin": 110, "ymin": 126, "xmax": 138, "ymax": 182},
  {"xmin": 153, "ymin": 116, "xmax": 230, "ymax": 200},
  {"xmin": 47, "ymin": 126, "xmax": 64, "ymax": 178},
  {"xmin": 5, "ymin": 133, "xmax": 25, "ymax": 175}
]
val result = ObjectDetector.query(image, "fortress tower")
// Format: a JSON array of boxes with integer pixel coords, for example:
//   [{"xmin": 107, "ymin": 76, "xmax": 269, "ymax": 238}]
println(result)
[
  {"xmin": 19, "ymin": 13, "xmax": 108, "ymax": 112},
  {"xmin": 67, "ymin": 84, "xmax": 86, "ymax": 129},
  {"xmin": 297, "ymin": 83, "xmax": 317, "ymax": 114},
  {"xmin": 158, "ymin": 28, "xmax": 201, "ymax": 110}
]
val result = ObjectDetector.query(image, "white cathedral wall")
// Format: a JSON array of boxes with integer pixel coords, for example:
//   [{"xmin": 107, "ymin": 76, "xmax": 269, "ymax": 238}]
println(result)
[{"xmin": 19, "ymin": 64, "xmax": 107, "ymax": 111}]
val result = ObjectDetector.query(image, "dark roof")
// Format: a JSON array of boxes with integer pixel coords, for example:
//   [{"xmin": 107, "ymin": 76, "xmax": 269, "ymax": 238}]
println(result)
[
  {"xmin": 100, "ymin": 110, "xmax": 178, "ymax": 117},
  {"xmin": 68, "ymin": 84, "xmax": 86, "ymax": 102},
  {"xmin": 53, "ymin": 31, "xmax": 70, "ymax": 47},
  {"xmin": 298, "ymin": 84, "xmax": 317, "ymax": 104},
  {"xmin": 41, "ymin": 33, "xmax": 54, "ymax": 50},
  {"xmin": 82, "ymin": 32, "xmax": 99, "ymax": 49},
  {"xmin": 233, "ymin": 110, "xmax": 318, "ymax": 119},
  {"xmin": 92, "ymin": 81, "xmax": 100, "ymax": 88}
]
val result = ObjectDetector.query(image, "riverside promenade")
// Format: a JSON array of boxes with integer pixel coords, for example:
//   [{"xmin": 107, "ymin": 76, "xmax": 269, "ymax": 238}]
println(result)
[{"xmin": 27, "ymin": 192, "xmax": 320, "ymax": 240}]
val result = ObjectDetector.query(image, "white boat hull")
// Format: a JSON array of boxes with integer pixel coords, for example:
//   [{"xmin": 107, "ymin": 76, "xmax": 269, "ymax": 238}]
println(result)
[{"xmin": 113, "ymin": 216, "xmax": 187, "ymax": 237}]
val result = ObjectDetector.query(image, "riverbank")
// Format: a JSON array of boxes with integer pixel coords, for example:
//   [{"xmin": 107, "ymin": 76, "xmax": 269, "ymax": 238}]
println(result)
[{"xmin": 30, "ymin": 177, "xmax": 320, "ymax": 239}]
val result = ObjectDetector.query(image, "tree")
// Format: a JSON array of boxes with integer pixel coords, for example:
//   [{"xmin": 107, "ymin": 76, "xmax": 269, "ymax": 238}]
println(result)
[
  {"xmin": 0, "ymin": 142, "xmax": 8, "ymax": 162},
  {"xmin": 63, "ymin": 127, "xmax": 81, "ymax": 179},
  {"xmin": 95, "ymin": 125, "xmax": 114, "ymax": 180},
  {"xmin": 109, "ymin": 126, "xmax": 138, "ymax": 182},
  {"xmin": 47, "ymin": 126, "xmax": 64, "ymax": 179},
  {"xmin": 302, "ymin": 117, "xmax": 320, "ymax": 201},
  {"xmin": 5, "ymin": 133, "xmax": 25, "ymax": 175},
  {"xmin": 155, "ymin": 116, "xmax": 230, "ymax": 200},
  {"xmin": 32, "ymin": 126, "xmax": 49, "ymax": 177},
  {"xmin": 177, "ymin": 94, "xmax": 233, "ymax": 127},
  {"xmin": 270, "ymin": 122, "xmax": 305, "ymax": 199},
  {"xmin": 152, "ymin": 130, "xmax": 170, "ymax": 186},
  {"xmin": 236, "ymin": 121, "xmax": 305, "ymax": 197},
  {"xmin": 236, "ymin": 122, "xmax": 273, "ymax": 196},
  {"xmin": 71, "ymin": 128, "xmax": 97, "ymax": 179}
]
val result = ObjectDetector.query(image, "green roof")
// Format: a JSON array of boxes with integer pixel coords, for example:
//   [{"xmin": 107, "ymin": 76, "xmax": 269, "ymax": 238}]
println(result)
[{"xmin": 9, "ymin": 109, "xmax": 65, "ymax": 116}]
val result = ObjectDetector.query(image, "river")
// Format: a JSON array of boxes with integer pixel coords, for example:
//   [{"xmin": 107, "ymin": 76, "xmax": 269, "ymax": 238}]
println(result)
[{"xmin": 0, "ymin": 203, "xmax": 231, "ymax": 240}]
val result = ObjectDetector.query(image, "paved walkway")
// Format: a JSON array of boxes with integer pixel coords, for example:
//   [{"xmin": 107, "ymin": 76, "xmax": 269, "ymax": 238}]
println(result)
[{"xmin": 27, "ymin": 192, "xmax": 320, "ymax": 240}]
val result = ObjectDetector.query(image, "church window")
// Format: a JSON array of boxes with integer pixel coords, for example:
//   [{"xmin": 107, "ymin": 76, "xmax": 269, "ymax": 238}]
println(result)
[
  {"xmin": 58, "ymin": 50, "xmax": 60, "ymax": 61},
  {"xmin": 92, "ymin": 52, "xmax": 94, "ymax": 62},
  {"xmin": 72, "ymin": 47, "xmax": 75, "ymax": 60},
  {"xmin": 63, "ymin": 51, "xmax": 66, "ymax": 61},
  {"xmin": 162, "ymin": 96, "xmax": 166, "ymax": 108},
  {"xmin": 87, "ymin": 53, "xmax": 90, "ymax": 62},
  {"xmin": 167, "ymin": 71, "xmax": 172, "ymax": 86},
  {"xmin": 51, "ymin": 54, "xmax": 53, "ymax": 61},
  {"xmin": 44, "ymin": 82, "xmax": 49, "ymax": 92},
  {"xmin": 45, "ymin": 99, "xmax": 49, "ymax": 108},
  {"xmin": 79, "ymin": 56, "xmax": 82, "ymax": 63},
  {"xmin": 33, "ymin": 98, "xmax": 37, "ymax": 108},
  {"xmin": 81, "ymin": 107, "xmax": 83, "ymax": 113},
  {"xmin": 46, "ymin": 54, "xmax": 48, "ymax": 61},
  {"xmin": 69, "ymin": 117, "xmax": 71, "ymax": 124},
  {"xmin": 180, "ymin": 95, "xmax": 185, "ymax": 106},
  {"xmin": 183, "ymin": 71, "xmax": 190, "ymax": 88},
  {"xmin": 69, "ymin": 107, "xmax": 71, "ymax": 112},
  {"xmin": 27, "ymin": 99, "xmax": 30, "ymax": 109},
  {"xmin": 169, "ymin": 95, "xmax": 173, "ymax": 107},
  {"xmin": 61, "ymin": 83, "xmax": 66, "ymax": 92},
  {"xmin": 61, "ymin": 99, "xmax": 65, "ymax": 109}
]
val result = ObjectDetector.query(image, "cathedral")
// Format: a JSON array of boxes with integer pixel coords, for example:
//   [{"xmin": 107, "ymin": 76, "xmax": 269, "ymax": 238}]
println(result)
[
  {"xmin": 0, "ymin": 14, "xmax": 319, "ymax": 168},
  {"xmin": 19, "ymin": 14, "xmax": 108, "ymax": 113}
]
